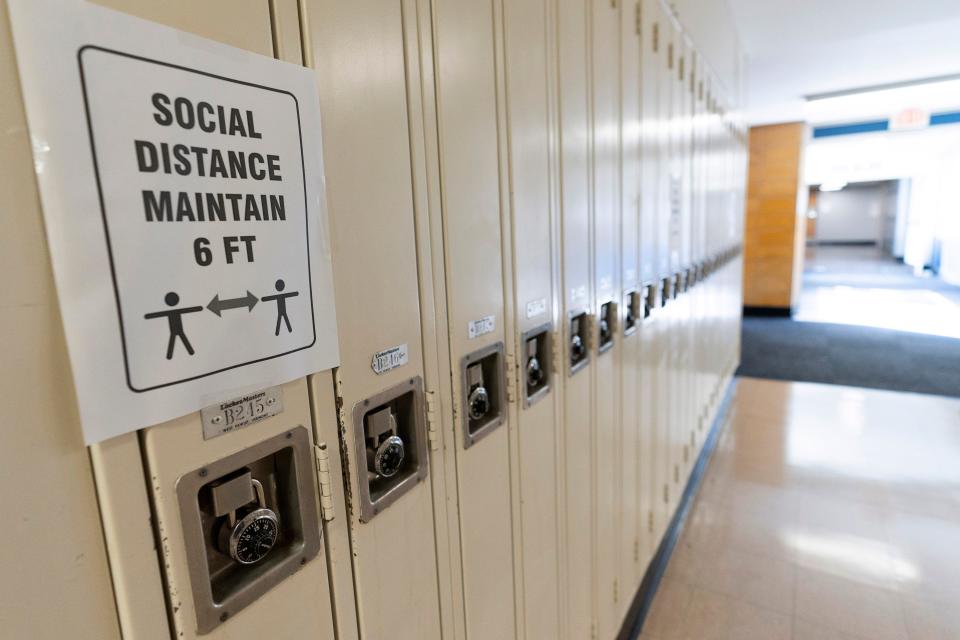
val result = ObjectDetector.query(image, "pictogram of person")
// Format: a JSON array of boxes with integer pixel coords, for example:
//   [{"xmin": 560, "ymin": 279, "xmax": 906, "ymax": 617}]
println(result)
[
  {"xmin": 261, "ymin": 279, "xmax": 299, "ymax": 336},
  {"xmin": 144, "ymin": 292, "xmax": 204, "ymax": 360}
]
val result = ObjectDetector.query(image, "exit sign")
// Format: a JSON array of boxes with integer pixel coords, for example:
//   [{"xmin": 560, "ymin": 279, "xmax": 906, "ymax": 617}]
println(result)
[{"xmin": 890, "ymin": 107, "xmax": 930, "ymax": 131}]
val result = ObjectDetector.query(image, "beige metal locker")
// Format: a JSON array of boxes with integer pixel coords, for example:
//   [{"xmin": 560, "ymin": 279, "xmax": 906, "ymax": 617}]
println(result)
[
  {"xmin": 619, "ymin": 0, "xmax": 645, "ymax": 607},
  {"xmin": 637, "ymin": 0, "xmax": 662, "ymax": 569},
  {"xmin": 650, "ymin": 0, "xmax": 674, "ymax": 545},
  {"xmin": 1, "ymin": 3, "xmax": 125, "ymax": 636},
  {"xmin": 658, "ymin": 10, "xmax": 681, "ymax": 530},
  {"xmin": 678, "ymin": 37, "xmax": 696, "ymax": 483},
  {"xmin": 556, "ymin": 0, "xmax": 595, "ymax": 636},
  {"xmin": 591, "ymin": 0, "xmax": 623, "ymax": 635},
  {"xmin": 304, "ymin": 0, "xmax": 446, "ymax": 637},
  {"xmin": 496, "ymin": 0, "xmax": 564, "ymax": 636},
  {"xmin": 428, "ymin": 0, "xmax": 519, "ymax": 638},
  {"xmin": 691, "ymin": 52, "xmax": 709, "ymax": 451},
  {"xmin": 46, "ymin": 3, "xmax": 344, "ymax": 639}
]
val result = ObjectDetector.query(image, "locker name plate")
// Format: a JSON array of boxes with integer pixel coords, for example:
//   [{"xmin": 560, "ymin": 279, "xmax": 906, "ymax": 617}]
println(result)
[
  {"xmin": 371, "ymin": 343, "xmax": 409, "ymax": 374},
  {"xmin": 468, "ymin": 315, "xmax": 496, "ymax": 339},
  {"xmin": 201, "ymin": 387, "xmax": 284, "ymax": 440},
  {"xmin": 526, "ymin": 298, "xmax": 547, "ymax": 319}
]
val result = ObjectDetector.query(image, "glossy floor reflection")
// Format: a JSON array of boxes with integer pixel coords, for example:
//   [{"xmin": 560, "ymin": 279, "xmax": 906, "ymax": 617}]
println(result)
[
  {"xmin": 796, "ymin": 245, "xmax": 960, "ymax": 340},
  {"xmin": 640, "ymin": 377, "xmax": 960, "ymax": 640}
]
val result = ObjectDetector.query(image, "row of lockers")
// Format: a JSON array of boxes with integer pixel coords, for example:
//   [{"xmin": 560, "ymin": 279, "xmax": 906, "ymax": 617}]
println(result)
[{"xmin": 4, "ymin": 0, "xmax": 746, "ymax": 638}]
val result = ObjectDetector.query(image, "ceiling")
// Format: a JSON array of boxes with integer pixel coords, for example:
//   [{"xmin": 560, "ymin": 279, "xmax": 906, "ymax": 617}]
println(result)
[{"xmin": 727, "ymin": 0, "xmax": 960, "ymax": 124}]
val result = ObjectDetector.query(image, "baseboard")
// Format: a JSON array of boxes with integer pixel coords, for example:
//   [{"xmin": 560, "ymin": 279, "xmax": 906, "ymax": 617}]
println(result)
[
  {"xmin": 743, "ymin": 305, "xmax": 792, "ymax": 318},
  {"xmin": 808, "ymin": 240, "xmax": 878, "ymax": 247},
  {"xmin": 617, "ymin": 377, "xmax": 737, "ymax": 640}
]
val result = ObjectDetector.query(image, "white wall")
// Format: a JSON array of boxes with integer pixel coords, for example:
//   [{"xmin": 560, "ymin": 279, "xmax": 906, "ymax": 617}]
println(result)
[
  {"xmin": 816, "ymin": 183, "xmax": 892, "ymax": 244},
  {"xmin": 805, "ymin": 123, "xmax": 960, "ymax": 283}
]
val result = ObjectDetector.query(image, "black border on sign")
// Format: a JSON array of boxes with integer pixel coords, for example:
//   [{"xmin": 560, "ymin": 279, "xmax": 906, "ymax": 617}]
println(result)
[{"xmin": 77, "ymin": 45, "xmax": 317, "ymax": 393}]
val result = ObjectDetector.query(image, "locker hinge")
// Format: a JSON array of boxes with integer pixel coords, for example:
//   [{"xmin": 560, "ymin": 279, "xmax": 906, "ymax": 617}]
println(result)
[
  {"xmin": 674, "ymin": 464, "xmax": 680, "ymax": 483},
  {"xmin": 652, "ymin": 22, "xmax": 659, "ymax": 53},
  {"xmin": 690, "ymin": 431, "xmax": 696, "ymax": 448},
  {"xmin": 683, "ymin": 445, "xmax": 689, "ymax": 463},
  {"xmin": 591, "ymin": 619, "xmax": 598, "ymax": 640},
  {"xmin": 634, "ymin": 1, "xmax": 641, "ymax": 36},
  {"xmin": 634, "ymin": 537, "xmax": 640, "ymax": 563},
  {"xmin": 314, "ymin": 443, "xmax": 336, "ymax": 522},
  {"xmin": 663, "ymin": 484, "xmax": 669, "ymax": 504},
  {"xmin": 679, "ymin": 55, "xmax": 685, "ymax": 81},
  {"xmin": 667, "ymin": 43, "xmax": 674, "ymax": 70},
  {"xmin": 614, "ymin": 579, "xmax": 619, "ymax": 604},
  {"xmin": 505, "ymin": 351, "xmax": 518, "ymax": 404},
  {"xmin": 648, "ymin": 510, "xmax": 654, "ymax": 533},
  {"xmin": 425, "ymin": 389, "xmax": 440, "ymax": 451}
]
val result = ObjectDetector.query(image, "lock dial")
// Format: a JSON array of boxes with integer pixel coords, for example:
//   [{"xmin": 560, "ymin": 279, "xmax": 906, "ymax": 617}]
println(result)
[
  {"xmin": 229, "ymin": 509, "xmax": 279, "ymax": 565},
  {"xmin": 373, "ymin": 435, "xmax": 405, "ymax": 478},
  {"xmin": 570, "ymin": 334, "xmax": 585, "ymax": 363},
  {"xmin": 217, "ymin": 478, "xmax": 279, "ymax": 565},
  {"xmin": 468, "ymin": 385, "xmax": 490, "ymax": 420},
  {"xmin": 526, "ymin": 356, "xmax": 543, "ymax": 388}
]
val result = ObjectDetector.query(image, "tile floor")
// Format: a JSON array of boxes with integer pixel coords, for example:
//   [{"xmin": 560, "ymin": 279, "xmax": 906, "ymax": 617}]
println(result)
[
  {"xmin": 797, "ymin": 245, "xmax": 960, "ymax": 339},
  {"xmin": 639, "ymin": 376, "xmax": 960, "ymax": 640}
]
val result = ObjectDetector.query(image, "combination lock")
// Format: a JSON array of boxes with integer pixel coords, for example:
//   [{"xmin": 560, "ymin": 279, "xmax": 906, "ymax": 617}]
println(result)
[
  {"xmin": 365, "ymin": 407, "xmax": 406, "ymax": 479},
  {"xmin": 467, "ymin": 383, "xmax": 490, "ymax": 420},
  {"xmin": 371, "ymin": 435, "xmax": 405, "ymax": 478},
  {"xmin": 217, "ymin": 478, "xmax": 279, "ymax": 565},
  {"xmin": 570, "ymin": 333, "xmax": 585, "ymax": 364},
  {"xmin": 526, "ymin": 350, "xmax": 543, "ymax": 389},
  {"xmin": 466, "ymin": 362, "xmax": 491, "ymax": 421},
  {"xmin": 599, "ymin": 317, "xmax": 611, "ymax": 343}
]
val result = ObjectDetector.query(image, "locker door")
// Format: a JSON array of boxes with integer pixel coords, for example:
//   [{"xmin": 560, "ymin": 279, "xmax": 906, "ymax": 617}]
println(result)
[
  {"xmin": 619, "ymin": 0, "xmax": 644, "ymax": 605},
  {"xmin": 651, "ymin": 0, "xmax": 674, "ymax": 544},
  {"xmin": 678, "ymin": 39, "xmax": 695, "ymax": 482},
  {"xmin": 68, "ymin": 3, "xmax": 344, "ymax": 638},
  {"xmin": 2, "ymin": 0, "xmax": 123, "ymax": 635},
  {"xmin": 556, "ymin": 0, "xmax": 594, "ymax": 637},
  {"xmin": 430, "ymin": 1, "xmax": 517, "ymax": 638},
  {"xmin": 305, "ymin": 0, "xmax": 444, "ymax": 637},
  {"xmin": 591, "ymin": 0, "xmax": 622, "ymax": 636},
  {"xmin": 694, "ymin": 54, "xmax": 710, "ymax": 452},
  {"xmin": 666, "ymin": 19, "xmax": 686, "ymax": 510},
  {"xmin": 656, "ymin": 11, "xmax": 680, "ymax": 529},
  {"xmin": 704, "ymin": 85, "xmax": 720, "ymax": 416},
  {"xmin": 637, "ymin": 0, "xmax": 661, "ymax": 570},
  {"xmin": 499, "ymin": 0, "xmax": 563, "ymax": 637}
]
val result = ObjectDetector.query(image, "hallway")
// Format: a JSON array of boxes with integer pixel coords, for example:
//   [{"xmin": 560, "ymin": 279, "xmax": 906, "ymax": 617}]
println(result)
[
  {"xmin": 797, "ymin": 245, "xmax": 960, "ymax": 338},
  {"xmin": 738, "ymin": 244, "xmax": 960, "ymax": 396},
  {"xmin": 640, "ymin": 377, "xmax": 960, "ymax": 640}
]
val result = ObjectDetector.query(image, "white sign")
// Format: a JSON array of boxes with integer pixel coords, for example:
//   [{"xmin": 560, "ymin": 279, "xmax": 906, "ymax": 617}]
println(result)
[
  {"xmin": 468, "ymin": 315, "xmax": 496, "ymax": 339},
  {"xmin": 8, "ymin": 0, "xmax": 339, "ymax": 443},
  {"xmin": 371, "ymin": 344, "xmax": 409, "ymax": 374}
]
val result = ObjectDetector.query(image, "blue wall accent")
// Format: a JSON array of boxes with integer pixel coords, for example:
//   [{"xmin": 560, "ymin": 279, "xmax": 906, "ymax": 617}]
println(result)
[
  {"xmin": 931, "ymin": 111, "xmax": 960, "ymax": 126},
  {"xmin": 812, "ymin": 120, "xmax": 889, "ymax": 138},
  {"xmin": 811, "ymin": 110, "xmax": 960, "ymax": 139}
]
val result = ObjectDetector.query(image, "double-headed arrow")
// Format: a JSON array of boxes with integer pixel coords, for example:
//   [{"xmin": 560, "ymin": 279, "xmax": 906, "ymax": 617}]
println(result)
[{"xmin": 207, "ymin": 290, "xmax": 259, "ymax": 317}]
